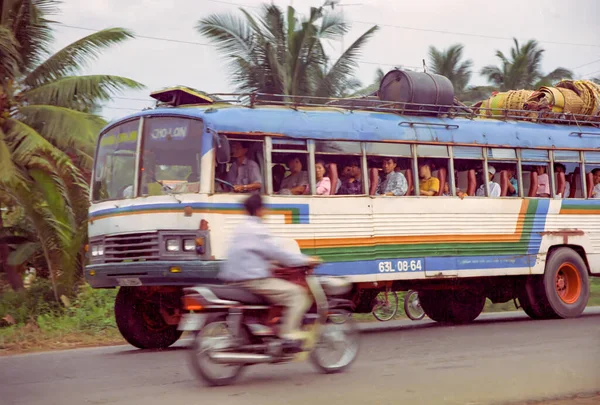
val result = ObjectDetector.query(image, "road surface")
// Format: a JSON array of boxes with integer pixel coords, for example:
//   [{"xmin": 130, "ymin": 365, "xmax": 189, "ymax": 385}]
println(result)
[{"xmin": 1, "ymin": 309, "xmax": 599, "ymax": 405}]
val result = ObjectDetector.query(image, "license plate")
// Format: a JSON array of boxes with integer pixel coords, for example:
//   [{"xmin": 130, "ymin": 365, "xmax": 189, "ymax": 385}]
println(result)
[
  {"xmin": 117, "ymin": 277, "xmax": 142, "ymax": 287},
  {"xmin": 178, "ymin": 313, "xmax": 207, "ymax": 331}
]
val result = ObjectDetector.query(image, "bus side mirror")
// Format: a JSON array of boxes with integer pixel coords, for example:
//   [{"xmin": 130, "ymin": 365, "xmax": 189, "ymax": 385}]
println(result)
[{"xmin": 214, "ymin": 133, "xmax": 230, "ymax": 164}]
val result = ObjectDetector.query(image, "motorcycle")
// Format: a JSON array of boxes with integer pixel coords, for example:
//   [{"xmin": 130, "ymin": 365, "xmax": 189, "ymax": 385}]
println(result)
[{"xmin": 178, "ymin": 265, "xmax": 360, "ymax": 386}]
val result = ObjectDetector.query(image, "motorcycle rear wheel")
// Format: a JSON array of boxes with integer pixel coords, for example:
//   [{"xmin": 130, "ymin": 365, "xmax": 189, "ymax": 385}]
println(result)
[
  {"xmin": 310, "ymin": 317, "xmax": 360, "ymax": 374},
  {"xmin": 188, "ymin": 319, "xmax": 246, "ymax": 386}
]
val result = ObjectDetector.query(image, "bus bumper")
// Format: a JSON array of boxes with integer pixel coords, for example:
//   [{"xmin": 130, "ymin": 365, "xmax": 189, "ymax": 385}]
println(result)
[{"xmin": 84, "ymin": 260, "xmax": 222, "ymax": 288}]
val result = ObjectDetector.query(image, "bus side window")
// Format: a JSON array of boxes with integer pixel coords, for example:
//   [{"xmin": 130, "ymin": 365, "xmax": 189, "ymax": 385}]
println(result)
[
  {"xmin": 520, "ymin": 150, "xmax": 552, "ymax": 198},
  {"xmin": 416, "ymin": 145, "xmax": 449, "ymax": 197},
  {"xmin": 583, "ymin": 151, "xmax": 600, "ymax": 199},
  {"xmin": 365, "ymin": 142, "xmax": 412, "ymax": 197},
  {"xmin": 315, "ymin": 141, "xmax": 364, "ymax": 196},
  {"xmin": 553, "ymin": 151, "xmax": 581, "ymax": 199},
  {"xmin": 219, "ymin": 139, "xmax": 264, "ymax": 194},
  {"xmin": 271, "ymin": 139, "xmax": 309, "ymax": 195},
  {"xmin": 452, "ymin": 146, "xmax": 483, "ymax": 197}
]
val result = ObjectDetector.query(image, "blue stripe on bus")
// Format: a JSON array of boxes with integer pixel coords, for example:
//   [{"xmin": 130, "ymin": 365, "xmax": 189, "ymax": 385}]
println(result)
[
  {"xmin": 314, "ymin": 254, "xmax": 533, "ymax": 277},
  {"xmin": 527, "ymin": 199, "xmax": 550, "ymax": 255}
]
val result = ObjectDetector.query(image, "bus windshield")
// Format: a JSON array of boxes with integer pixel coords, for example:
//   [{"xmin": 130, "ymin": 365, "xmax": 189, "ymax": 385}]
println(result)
[
  {"xmin": 92, "ymin": 120, "xmax": 138, "ymax": 201},
  {"xmin": 92, "ymin": 117, "xmax": 204, "ymax": 201}
]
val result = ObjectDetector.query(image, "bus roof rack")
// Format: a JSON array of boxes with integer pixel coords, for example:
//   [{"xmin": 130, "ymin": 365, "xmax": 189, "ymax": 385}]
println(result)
[{"xmin": 201, "ymin": 92, "xmax": 600, "ymax": 128}]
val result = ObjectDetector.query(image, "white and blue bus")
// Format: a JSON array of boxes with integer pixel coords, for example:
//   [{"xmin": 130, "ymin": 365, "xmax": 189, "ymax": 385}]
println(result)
[{"xmin": 87, "ymin": 84, "xmax": 600, "ymax": 349}]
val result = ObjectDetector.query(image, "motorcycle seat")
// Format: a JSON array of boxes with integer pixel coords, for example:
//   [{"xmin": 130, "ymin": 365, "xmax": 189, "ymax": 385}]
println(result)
[{"xmin": 210, "ymin": 285, "xmax": 270, "ymax": 305}]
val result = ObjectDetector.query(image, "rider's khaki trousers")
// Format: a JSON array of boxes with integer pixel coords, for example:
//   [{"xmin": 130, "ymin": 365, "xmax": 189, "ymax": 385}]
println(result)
[{"xmin": 235, "ymin": 278, "xmax": 312, "ymax": 339}]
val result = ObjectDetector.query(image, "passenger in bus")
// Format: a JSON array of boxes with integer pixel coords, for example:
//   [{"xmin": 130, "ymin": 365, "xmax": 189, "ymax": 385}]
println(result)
[
  {"xmin": 418, "ymin": 162, "xmax": 440, "ymax": 196},
  {"xmin": 592, "ymin": 168, "xmax": 600, "ymax": 198},
  {"xmin": 338, "ymin": 159, "xmax": 363, "ymax": 195},
  {"xmin": 227, "ymin": 141, "xmax": 262, "ymax": 193},
  {"xmin": 279, "ymin": 155, "xmax": 309, "ymax": 195},
  {"xmin": 506, "ymin": 168, "xmax": 518, "ymax": 197},
  {"xmin": 535, "ymin": 166, "xmax": 551, "ymax": 197},
  {"xmin": 476, "ymin": 165, "xmax": 501, "ymax": 197},
  {"xmin": 272, "ymin": 164, "xmax": 286, "ymax": 193},
  {"xmin": 554, "ymin": 163, "xmax": 570, "ymax": 198},
  {"xmin": 376, "ymin": 157, "xmax": 408, "ymax": 196},
  {"xmin": 303, "ymin": 159, "xmax": 331, "ymax": 195}
]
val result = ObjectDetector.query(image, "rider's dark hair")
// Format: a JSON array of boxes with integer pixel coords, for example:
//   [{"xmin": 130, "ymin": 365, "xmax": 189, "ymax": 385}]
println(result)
[{"xmin": 244, "ymin": 193, "xmax": 263, "ymax": 216}]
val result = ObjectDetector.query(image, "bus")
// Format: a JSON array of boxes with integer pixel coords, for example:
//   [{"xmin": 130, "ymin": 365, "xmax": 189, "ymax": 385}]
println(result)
[{"xmin": 87, "ymin": 85, "xmax": 600, "ymax": 349}]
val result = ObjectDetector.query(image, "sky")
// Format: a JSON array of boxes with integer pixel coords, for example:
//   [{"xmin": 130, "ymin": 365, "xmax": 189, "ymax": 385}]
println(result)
[{"xmin": 50, "ymin": 0, "xmax": 600, "ymax": 122}]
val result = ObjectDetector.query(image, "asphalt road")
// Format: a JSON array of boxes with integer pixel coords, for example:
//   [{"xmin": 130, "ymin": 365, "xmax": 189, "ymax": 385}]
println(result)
[{"xmin": 1, "ymin": 309, "xmax": 599, "ymax": 405}]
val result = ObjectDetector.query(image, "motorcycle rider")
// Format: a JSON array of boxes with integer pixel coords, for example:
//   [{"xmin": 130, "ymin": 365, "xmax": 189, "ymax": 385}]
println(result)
[{"xmin": 219, "ymin": 193, "xmax": 321, "ymax": 351}]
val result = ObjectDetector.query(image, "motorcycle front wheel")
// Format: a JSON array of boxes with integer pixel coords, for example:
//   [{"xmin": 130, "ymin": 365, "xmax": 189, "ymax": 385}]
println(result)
[
  {"xmin": 310, "ymin": 317, "xmax": 360, "ymax": 374},
  {"xmin": 188, "ymin": 319, "xmax": 246, "ymax": 387}
]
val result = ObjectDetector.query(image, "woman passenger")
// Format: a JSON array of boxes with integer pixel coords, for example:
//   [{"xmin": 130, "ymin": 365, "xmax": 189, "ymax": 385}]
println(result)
[
  {"xmin": 304, "ymin": 159, "xmax": 331, "ymax": 195},
  {"xmin": 535, "ymin": 166, "xmax": 551, "ymax": 197}
]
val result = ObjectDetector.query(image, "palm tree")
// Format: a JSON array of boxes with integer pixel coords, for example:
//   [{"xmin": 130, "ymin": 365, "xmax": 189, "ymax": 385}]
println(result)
[
  {"xmin": 428, "ymin": 44, "xmax": 472, "ymax": 95},
  {"xmin": 480, "ymin": 38, "xmax": 572, "ymax": 91},
  {"xmin": 0, "ymin": 0, "xmax": 144, "ymax": 296},
  {"xmin": 197, "ymin": 3, "xmax": 378, "ymax": 100}
]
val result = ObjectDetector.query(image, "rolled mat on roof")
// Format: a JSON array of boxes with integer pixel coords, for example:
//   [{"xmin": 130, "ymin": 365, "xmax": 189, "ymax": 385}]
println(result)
[{"xmin": 474, "ymin": 90, "xmax": 534, "ymax": 118}]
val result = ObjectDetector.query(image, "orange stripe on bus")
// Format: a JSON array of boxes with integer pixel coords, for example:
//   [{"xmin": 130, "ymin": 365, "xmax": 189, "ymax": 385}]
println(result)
[{"xmin": 297, "ymin": 200, "xmax": 530, "ymax": 249}]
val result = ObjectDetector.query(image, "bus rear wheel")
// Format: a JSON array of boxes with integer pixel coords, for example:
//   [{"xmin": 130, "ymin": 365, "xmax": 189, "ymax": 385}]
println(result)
[
  {"xmin": 419, "ymin": 289, "xmax": 485, "ymax": 324},
  {"xmin": 519, "ymin": 248, "xmax": 589, "ymax": 319},
  {"xmin": 114, "ymin": 287, "xmax": 182, "ymax": 349}
]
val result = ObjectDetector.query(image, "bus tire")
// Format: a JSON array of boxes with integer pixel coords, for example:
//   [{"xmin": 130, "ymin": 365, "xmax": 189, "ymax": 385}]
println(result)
[
  {"xmin": 517, "ymin": 277, "xmax": 554, "ymax": 319},
  {"xmin": 419, "ymin": 289, "xmax": 485, "ymax": 324},
  {"xmin": 541, "ymin": 248, "xmax": 589, "ymax": 318},
  {"xmin": 114, "ymin": 287, "xmax": 183, "ymax": 350}
]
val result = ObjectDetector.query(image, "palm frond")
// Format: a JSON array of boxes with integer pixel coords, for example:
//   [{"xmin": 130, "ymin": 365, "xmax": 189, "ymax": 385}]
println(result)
[
  {"xmin": 315, "ymin": 25, "xmax": 379, "ymax": 97},
  {"xmin": 543, "ymin": 67, "xmax": 573, "ymax": 84},
  {"xmin": 8, "ymin": 0, "xmax": 57, "ymax": 72},
  {"xmin": 24, "ymin": 28, "xmax": 135, "ymax": 87},
  {"xmin": 17, "ymin": 105, "xmax": 105, "ymax": 155},
  {"xmin": 0, "ymin": 25, "xmax": 21, "ymax": 81},
  {"xmin": 22, "ymin": 75, "xmax": 144, "ymax": 110},
  {"xmin": 0, "ymin": 128, "xmax": 27, "ymax": 187},
  {"xmin": 197, "ymin": 13, "xmax": 254, "ymax": 59},
  {"xmin": 5, "ymin": 118, "xmax": 73, "ymax": 170}
]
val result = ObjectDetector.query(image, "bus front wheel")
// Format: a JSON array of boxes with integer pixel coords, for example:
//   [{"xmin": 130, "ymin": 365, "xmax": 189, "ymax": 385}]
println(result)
[
  {"xmin": 114, "ymin": 287, "xmax": 183, "ymax": 349},
  {"xmin": 418, "ymin": 289, "xmax": 485, "ymax": 324}
]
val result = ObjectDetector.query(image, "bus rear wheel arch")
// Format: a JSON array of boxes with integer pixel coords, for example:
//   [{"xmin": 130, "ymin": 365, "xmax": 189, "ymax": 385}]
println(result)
[
  {"xmin": 518, "ymin": 247, "xmax": 589, "ymax": 320},
  {"xmin": 114, "ymin": 287, "xmax": 183, "ymax": 349}
]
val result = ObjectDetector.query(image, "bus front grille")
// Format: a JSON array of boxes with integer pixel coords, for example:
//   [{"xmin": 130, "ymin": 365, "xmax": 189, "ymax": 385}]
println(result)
[{"xmin": 103, "ymin": 232, "xmax": 160, "ymax": 263}]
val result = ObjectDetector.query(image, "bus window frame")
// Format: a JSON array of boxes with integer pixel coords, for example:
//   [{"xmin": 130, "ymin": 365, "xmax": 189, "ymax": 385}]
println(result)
[
  {"xmin": 519, "ymin": 149, "xmax": 553, "ymax": 199},
  {"xmin": 486, "ymin": 147, "xmax": 520, "ymax": 198},
  {"xmin": 365, "ymin": 142, "xmax": 412, "ymax": 197},
  {"xmin": 552, "ymin": 150, "xmax": 584, "ymax": 200},
  {"xmin": 449, "ymin": 145, "xmax": 484, "ymax": 197},
  {"xmin": 313, "ymin": 139, "xmax": 365, "ymax": 197},
  {"xmin": 582, "ymin": 150, "xmax": 600, "ymax": 199},
  {"xmin": 270, "ymin": 137, "xmax": 310, "ymax": 196}
]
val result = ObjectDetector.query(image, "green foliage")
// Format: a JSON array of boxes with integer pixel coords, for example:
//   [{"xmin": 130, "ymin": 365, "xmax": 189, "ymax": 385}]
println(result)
[
  {"xmin": 428, "ymin": 44, "xmax": 473, "ymax": 95},
  {"xmin": 0, "ymin": 279, "xmax": 63, "ymax": 324},
  {"xmin": 197, "ymin": 3, "xmax": 378, "ymax": 98}
]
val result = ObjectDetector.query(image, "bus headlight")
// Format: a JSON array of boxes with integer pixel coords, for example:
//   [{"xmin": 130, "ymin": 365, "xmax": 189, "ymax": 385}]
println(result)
[
  {"xmin": 91, "ymin": 245, "xmax": 104, "ymax": 257},
  {"xmin": 166, "ymin": 239, "xmax": 180, "ymax": 252},
  {"xmin": 183, "ymin": 239, "xmax": 196, "ymax": 252}
]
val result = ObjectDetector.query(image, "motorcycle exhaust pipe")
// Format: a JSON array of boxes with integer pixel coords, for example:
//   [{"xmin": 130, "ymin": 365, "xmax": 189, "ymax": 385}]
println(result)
[{"xmin": 209, "ymin": 352, "xmax": 273, "ymax": 364}]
